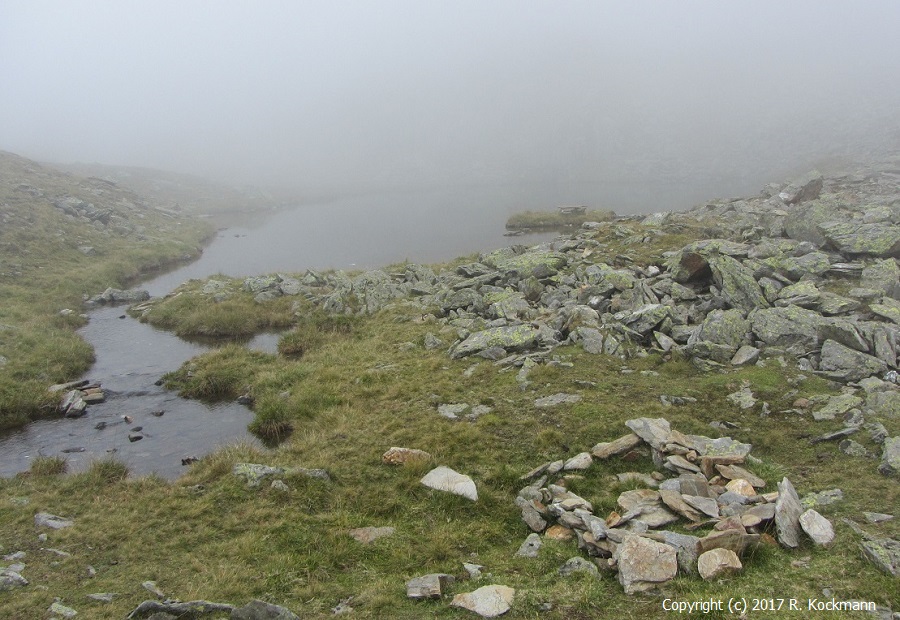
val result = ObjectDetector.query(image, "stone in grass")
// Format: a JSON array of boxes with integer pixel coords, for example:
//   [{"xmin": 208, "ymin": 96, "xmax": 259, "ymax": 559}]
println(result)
[
  {"xmin": 232, "ymin": 463, "xmax": 285, "ymax": 488},
  {"xmin": 348, "ymin": 526, "xmax": 395, "ymax": 544},
  {"xmin": 591, "ymin": 433, "xmax": 642, "ymax": 459},
  {"xmin": 563, "ymin": 452, "xmax": 592, "ymax": 471},
  {"xmin": 231, "ymin": 600, "xmax": 301, "ymax": 619},
  {"xmin": 450, "ymin": 585, "xmax": 515, "ymax": 618},
  {"xmin": 879, "ymin": 436, "xmax": 900, "ymax": 476},
  {"xmin": 0, "ymin": 571, "xmax": 28, "ymax": 591},
  {"xmin": 697, "ymin": 548, "xmax": 742, "ymax": 580},
  {"xmin": 382, "ymin": 447, "xmax": 432, "ymax": 466},
  {"xmin": 34, "ymin": 512, "xmax": 74, "ymax": 530},
  {"xmin": 558, "ymin": 556, "xmax": 599, "ymax": 578},
  {"xmin": 48, "ymin": 602, "xmax": 78, "ymax": 618},
  {"xmin": 86, "ymin": 593, "xmax": 118, "ymax": 603},
  {"xmin": 534, "ymin": 393, "xmax": 582, "ymax": 408},
  {"xmin": 615, "ymin": 535, "xmax": 677, "ymax": 594},
  {"xmin": 775, "ymin": 477, "xmax": 803, "ymax": 548},
  {"xmin": 515, "ymin": 533, "xmax": 542, "ymax": 558},
  {"xmin": 799, "ymin": 510, "xmax": 835, "ymax": 546},
  {"xmin": 420, "ymin": 466, "xmax": 478, "ymax": 501},
  {"xmin": 406, "ymin": 573, "xmax": 455, "ymax": 600}
]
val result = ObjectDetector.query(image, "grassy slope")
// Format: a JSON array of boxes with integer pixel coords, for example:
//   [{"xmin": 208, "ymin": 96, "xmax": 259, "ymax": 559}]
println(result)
[
  {"xmin": 1, "ymin": 221, "xmax": 897, "ymax": 618},
  {"xmin": 0, "ymin": 151, "xmax": 212, "ymax": 429}
]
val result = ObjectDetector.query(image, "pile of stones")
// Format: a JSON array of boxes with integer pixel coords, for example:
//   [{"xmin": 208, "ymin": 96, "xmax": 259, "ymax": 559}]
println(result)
[
  {"xmin": 49, "ymin": 379, "xmax": 105, "ymax": 418},
  {"xmin": 515, "ymin": 416, "xmax": 835, "ymax": 594}
]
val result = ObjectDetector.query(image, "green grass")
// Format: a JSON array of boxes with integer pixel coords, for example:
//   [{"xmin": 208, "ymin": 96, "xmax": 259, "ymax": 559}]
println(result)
[
  {"xmin": 506, "ymin": 208, "xmax": 616, "ymax": 230},
  {"xmin": 0, "ymin": 151, "xmax": 213, "ymax": 430}
]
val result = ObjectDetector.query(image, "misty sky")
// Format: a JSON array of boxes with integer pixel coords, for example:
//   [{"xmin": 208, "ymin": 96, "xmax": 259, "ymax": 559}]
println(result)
[{"xmin": 2, "ymin": 1, "xmax": 899, "ymax": 198}]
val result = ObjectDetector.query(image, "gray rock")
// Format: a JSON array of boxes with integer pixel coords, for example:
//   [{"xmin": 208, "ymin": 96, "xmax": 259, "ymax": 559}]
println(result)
[
  {"xmin": 819, "ymin": 339, "xmax": 888, "ymax": 383},
  {"xmin": 563, "ymin": 452, "xmax": 592, "ymax": 470},
  {"xmin": 423, "ymin": 333, "xmax": 444, "ymax": 350},
  {"xmin": 515, "ymin": 533, "xmax": 542, "ymax": 558},
  {"xmin": 420, "ymin": 466, "xmax": 478, "ymax": 501},
  {"xmin": 232, "ymin": 463, "xmax": 285, "ymax": 488},
  {"xmin": 591, "ymin": 433, "xmax": 643, "ymax": 459},
  {"xmin": 405, "ymin": 573, "xmax": 455, "ymax": 600},
  {"xmin": 879, "ymin": 436, "xmax": 900, "ymax": 476},
  {"xmin": 615, "ymin": 535, "xmax": 678, "ymax": 594},
  {"xmin": 813, "ymin": 394, "xmax": 863, "ymax": 421},
  {"xmin": 86, "ymin": 593, "xmax": 118, "ymax": 603},
  {"xmin": 726, "ymin": 387, "xmax": 756, "ymax": 410},
  {"xmin": 438, "ymin": 403, "xmax": 470, "ymax": 419},
  {"xmin": 34, "ymin": 512, "xmax": 74, "ymax": 529},
  {"xmin": 775, "ymin": 477, "xmax": 803, "ymax": 548},
  {"xmin": 863, "ymin": 512, "xmax": 894, "ymax": 524},
  {"xmin": 0, "ymin": 570, "xmax": 28, "ymax": 591},
  {"xmin": 534, "ymin": 393, "xmax": 581, "ymax": 408},
  {"xmin": 818, "ymin": 221, "xmax": 900, "ymax": 258},
  {"xmin": 750, "ymin": 306, "xmax": 826, "ymax": 351},
  {"xmin": 709, "ymin": 254, "xmax": 768, "ymax": 312},
  {"xmin": 731, "ymin": 345, "xmax": 760, "ymax": 366},
  {"xmin": 801, "ymin": 488, "xmax": 844, "ymax": 508},
  {"xmin": 558, "ymin": 556, "xmax": 599, "ymax": 578},
  {"xmin": 450, "ymin": 325, "xmax": 539, "ymax": 359},
  {"xmin": 799, "ymin": 509, "xmax": 835, "ymax": 546},
  {"xmin": 697, "ymin": 548, "xmax": 742, "ymax": 580},
  {"xmin": 450, "ymin": 585, "xmax": 515, "ymax": 618},
  {"xmin": 577, "ymin": 327, "xmax": 605, "ymax": 354},
  {"xmin": 48, "ymin": 602, "xmax": 78, "ymax": 618},
  {"xmin": 625, "ymin": 417, "xmax": 671, "ymax": 450},
  {"xmin": 231, "ymin": 600, "xmax": 300, "ymax": 619}
]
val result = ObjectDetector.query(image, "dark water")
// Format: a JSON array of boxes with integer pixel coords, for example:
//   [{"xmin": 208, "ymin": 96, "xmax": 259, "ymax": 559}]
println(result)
[{"xmin": 0, "ymin": 187, "xmax": 562, "ymax": 479}]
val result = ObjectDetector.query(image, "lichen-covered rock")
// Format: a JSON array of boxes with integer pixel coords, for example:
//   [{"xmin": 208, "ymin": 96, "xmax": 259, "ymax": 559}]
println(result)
[
  {"xmin": 818, "ymin": 221, "xmax": 900, "ymax": 258},
  {"xmin": 750, "ymin": 306, "xmax": 825, "ymax": 352},
  {"xmin": 879, "ymin": 436, "xmax": 900, "ymax": 477},
  {"xmin": 488, "ymin": 250, "xmax": 567, "ymax": 277},
  {"xmin": 709, "ymin": 254, "xmax": 768, "ymax": 312},
  {"xmin": 232, "ymin": 463, "xmax": 285, "ymax": 488},
  {"xmin": 687, "ymin": 309, "xmax": 750, "ymax": 363},
  {"xmin": 818, "ymin": 339, "xmax": 887, "ymax": 383},
  {"xmin": 799, "ymin": 509, "xmax": 835, "ymax": 546},
  {"xmin": 667, "ymin": 240, "xmax": 751, "ymax": 282},
  {"xmin": 450, "ymin": 325, "xmax": 539, "ymax": 359},
  {"xmin": 861, "ymin": 259, "xmax": 900, "ymax": 295}
]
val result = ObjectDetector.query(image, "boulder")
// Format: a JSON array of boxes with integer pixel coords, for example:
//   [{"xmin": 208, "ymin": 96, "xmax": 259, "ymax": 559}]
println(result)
[
  {"xmin": 778, "ymin": 170, "xmax": 823, "ymax": 204},
  {"xmin": 420, "ymin": 466, "xmax": 478, "ymax": 501},
  {"xmin": 799, "ymin": 509, "xmax": 835, "ymax": 546},
  {"xmin": 625, "ymin": 417, "xmax": 671, "ymax": 450},
  {"xmin": 450, "ymin": 325, "xmax": 540, "ymax": 359},
  {"xmin": 515, "ymin": 533, "xmax": 542, "ymax": 558},
  {"xmin": 750, "ymin": 306, "xmax": 826, "ymax": 352},
  {"xmin": 558, "ymin": 556, "xmax": 599, "ymax": 578},
  {"xmin": 879, "ymin": 437, "xmax": 900, "ymax": 477},
  {"xmin": 406, "ymin": 573, "xmax": 455, "ymax": 600},
  {"xmin": 34, "ymin": 512, "xmax": 74, "ymax": 529},
  {"xmin": 232, "ymin": 463, "xmax": 285, "ymax": 488},
  {"xmin": 818, "ymin": 221, "xmax": 900, "ymax": 258},
  {"xmin": 615, "ymin": 535, "xmax": 677, "ymax": 594},
  {"xmin": 697, "ymin": 548, "xmax": 742, "ymax": 580},
  {"xmin": 775, "ymin": 477, "xmax": 803, "ymax": 548},
  {"xmin": 708, "ymin": 254, "xmax": 768, "ymax": 312},
  {"xmin": 450, "ymin": 585, "xmax": 515, "ymax": 618},
  {"xmin": 687, "ymin": 309, "xmax": 750, "ymax": 364},
  {"xmin": 818, "ymin": 339, "xmax": 887, "ymax": 383}
]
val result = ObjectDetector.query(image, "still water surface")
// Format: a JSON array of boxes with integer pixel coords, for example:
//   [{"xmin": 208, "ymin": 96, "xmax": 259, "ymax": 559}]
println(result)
[{"xmin": 0, "ymin": 187, "xmax": 563, "ymax": 479}]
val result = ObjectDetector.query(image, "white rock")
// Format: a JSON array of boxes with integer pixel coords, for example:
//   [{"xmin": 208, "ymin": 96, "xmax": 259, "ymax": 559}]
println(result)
[
  {"xmin": 451, "ymin": 585, "xmax": 515, "ymax": 617},
  {"xmin": 799, "ymin": 509, "xmax": 835, "ymax": 546},
  {"xmin": 420, "ymin": 466, "xmax": 478, "ymax": 501}
]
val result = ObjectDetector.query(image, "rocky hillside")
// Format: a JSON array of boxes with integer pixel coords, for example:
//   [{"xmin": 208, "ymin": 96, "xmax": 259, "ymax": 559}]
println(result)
[{"xmin": 0, "ymin": 150, "xmax": 211, "ymax": 428}]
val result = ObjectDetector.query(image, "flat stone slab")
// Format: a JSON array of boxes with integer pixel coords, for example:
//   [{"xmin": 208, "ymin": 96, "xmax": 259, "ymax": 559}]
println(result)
[
  {"xmin": 450, "ymin": 585, "xmax": 515, "ymax": 617},
  {"xmin": 534, "ymin": 393, "xmax": 582, "ymax": 408},
  {"xmin": 34, "ymin": 512, "xmax": 74, "ymax": 529},
  {"xmin": 615, "ymin": 535, "xmax": 677, "ymax": 594},
  {"xmin": 420, "ymin": 466, "xmax": 478, "ymax": 501},
  {"xmin": 799, "ymin": 509, "xmax": 835, "ymax": 546},
  {"xmin": 591, "ymin": 433, "xmax": 642, "ymax": 459},
  {"xmin": 625, "ymin": 417, "xmax": 671, "ymax": 450},
  {"xmin": 775, "ymin": 477, "xmax": 803, "ymax": 548},
  {"xmin": 406, "ymin": 573, "xmax": 455, "ymax": 600}
]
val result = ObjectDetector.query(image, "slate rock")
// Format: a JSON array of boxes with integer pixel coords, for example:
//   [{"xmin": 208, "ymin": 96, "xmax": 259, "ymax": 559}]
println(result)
[
  {"xmin": 591, "ymin": 433, "xmax": 642, "ymax": 459},
  {"xmin": 799, "ymin": 509, "xmax": 835, "ymax": 546},
  {"xmin": 126, "ymin": 600, "xmax": 235, "ymax": 619},
  {"xmin": 48, "ymin": 602, "xmax": 78, "ymax": 618},
  {"xmin": 451, "ymin": 325, "xmax": 539, "ymax": 359},
  {"xmin": 450, "ymin": 585, "xmax": 515, "ymax": 618},
  {"xmin": 534, "ymin": 393, "xmax": 582, "ymax": 408},
  {"xmin": 0, "ymin": 570, "xmax": 28, "ymax": 591},
  {"xmin": 879, "ymin": 436, "xmax": 900, "ymax": 476},
  {"xmin": 615, "ymin": 535, "xmax": 678, "ymax": 594},
  {"xmin": 515, "ymin": 533, "xmax": 542, "ymax": 558},
  {"xmin": 697, "ymin": 548, "xmax": 742, "ymax": 580},
  {"xmin": 420, "ymin": 466, "xmax": 478, "ymax": 501},
  {"xmin": 406, "ymin": 573, "xmax": 455, "ymax": 600},
  {"xmin": 775, "ymin": 477, "xmax": 803, "ymax": 548},
  {"xmin": 625, "ymin": 417, "xmax": 671, "ymax": 450}
]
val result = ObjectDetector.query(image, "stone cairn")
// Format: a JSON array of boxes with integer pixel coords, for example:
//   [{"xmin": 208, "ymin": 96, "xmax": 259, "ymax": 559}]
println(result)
[{"xmin": 516, "ymin": 416, "xmax": 833, "ymax": 594}]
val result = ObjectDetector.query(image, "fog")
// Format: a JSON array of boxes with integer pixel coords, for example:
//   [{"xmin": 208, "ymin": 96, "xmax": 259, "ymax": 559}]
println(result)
[{"xmin": 2, "ymin": 1, "xmax": 900, "ymax": 209}]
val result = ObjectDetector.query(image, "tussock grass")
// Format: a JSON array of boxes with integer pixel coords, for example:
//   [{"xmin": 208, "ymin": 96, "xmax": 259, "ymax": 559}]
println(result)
[
  {"xmin": 29, "ymin": 456, "xmax": 67, "ymax": 477},
  {"xmin": 506, "ymin": 208, "xmax": 616, "ymax": 230}
]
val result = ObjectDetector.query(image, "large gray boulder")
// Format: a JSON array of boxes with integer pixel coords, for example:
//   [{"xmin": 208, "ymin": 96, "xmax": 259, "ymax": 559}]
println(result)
[
  {"xmin": 818, "ymin": 339, "xmax": 887, "ymax": 383},
  {"xmin": 687, "ymin": 309, "xmax": 750, "ymax": 363},
  {"xmin": 778, "ymin": 170, "xmax": 823, "ymax": 204},
  {"xmin": 879, "ymin": 436, "xmax": 900, "ymax": 477},
  {"xmin": 450, "ymin": 325, "xmax": 540, "ymax": 359},
  {"xmin": 819, "ymin": 221, "xmax": 900, "ymax": 258},
  {"xmin": 450, "ymin": 585, "xmax": 515, "ymax": 617},
  {"xmin": 667, "ymin": 240, "xmax": 752, "ymax": 283},
  {"xmin": 750, "ymin": 306, "xmax": 826, "ymax": 352},
  {"xmin": 775, "ymin": 477, "xmax": 803, "ymax": 548},
  {"xmin": 708, "ymin": 254, "xmax": 768, "ymax": 312}
]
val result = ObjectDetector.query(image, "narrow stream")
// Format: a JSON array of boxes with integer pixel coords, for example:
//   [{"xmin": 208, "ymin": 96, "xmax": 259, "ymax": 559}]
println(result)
[{"xmin": 0, "ymin": 186, "xmax": 563, "ymax": 479}]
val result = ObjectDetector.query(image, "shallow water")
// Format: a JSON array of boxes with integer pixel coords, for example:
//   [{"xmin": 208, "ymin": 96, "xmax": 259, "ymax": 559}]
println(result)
[{"xmin": 0, "ymin": 187, "xmax": 561, "ymax": 479}]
